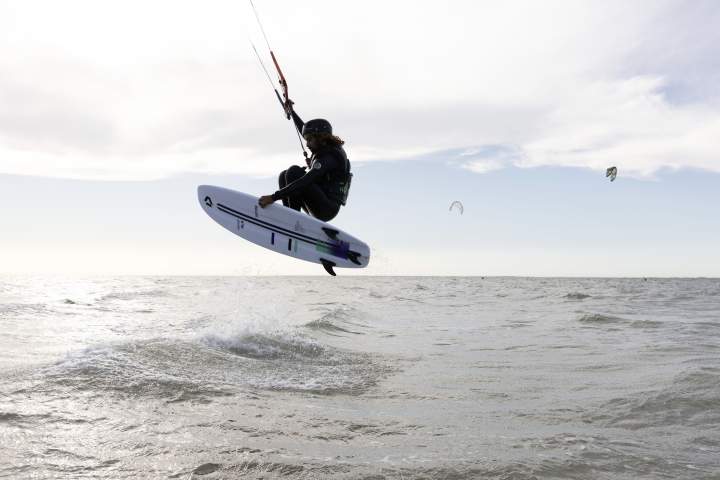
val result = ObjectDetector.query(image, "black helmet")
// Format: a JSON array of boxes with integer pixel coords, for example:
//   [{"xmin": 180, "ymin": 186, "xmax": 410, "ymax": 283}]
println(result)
[{"xmin": 302, "ymin": 118, "xmax": 332, "ymax": 137}]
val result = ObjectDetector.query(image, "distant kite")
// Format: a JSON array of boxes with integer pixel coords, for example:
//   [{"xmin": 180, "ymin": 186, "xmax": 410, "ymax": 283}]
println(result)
[
  {"xmin": 449, "ymin": 201, "xmax": 464, "ymax": 215},
  {"xmin": 606, "ymin": 166, "xmax": 618, "ymax": 182}
]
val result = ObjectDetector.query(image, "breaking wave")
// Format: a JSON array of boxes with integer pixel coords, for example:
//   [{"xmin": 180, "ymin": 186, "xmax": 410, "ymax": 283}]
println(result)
[
  {"xmin": 303, "ymin": 305, "xmax": 366, "ymax": 335},
  {"xmin": 30, "ymin": 330, "xmax": 391, "ymax": 400}
]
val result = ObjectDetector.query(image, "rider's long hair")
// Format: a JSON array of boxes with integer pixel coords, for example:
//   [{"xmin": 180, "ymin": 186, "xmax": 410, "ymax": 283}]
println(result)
[{"xmin": 313, "ymin": 132, "xmax": 345, "ymax": 148}]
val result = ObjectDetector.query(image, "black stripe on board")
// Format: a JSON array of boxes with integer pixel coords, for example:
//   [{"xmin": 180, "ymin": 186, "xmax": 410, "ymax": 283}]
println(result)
[
  {"xmin": 216, "ymin": 203, "xmax": 360, "ymax": 263},
  {"xmin": 217, "ymin": 203, "xmax": 335, "ymax": 248},
  {"xmin": 217, "ymin": 204, "xmax": 315, "ymax": 247}
]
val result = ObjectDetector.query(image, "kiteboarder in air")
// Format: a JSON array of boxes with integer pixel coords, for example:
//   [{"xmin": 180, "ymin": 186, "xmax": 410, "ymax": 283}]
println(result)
[
  {"xmin": 249, "ymin": 0, "xmax": 352, "ymax": 222},
  {"xmin": 258, "ymin": 101, "xmax": 352, "ymax": 222}
]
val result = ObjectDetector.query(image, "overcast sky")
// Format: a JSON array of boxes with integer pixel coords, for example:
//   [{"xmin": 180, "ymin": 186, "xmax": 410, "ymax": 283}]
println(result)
[{"xmin": 1, "ymin": 0, "xmax": 719, "ymax": 275}]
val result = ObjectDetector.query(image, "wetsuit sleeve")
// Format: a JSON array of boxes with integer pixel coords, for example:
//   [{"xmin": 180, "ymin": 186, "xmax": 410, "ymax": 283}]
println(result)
[
  {"xmin": 271, "ymin": 151, "xmax": 338, "ymax": 201},
  {"xmin": 290, "ymin": 110, "xmax": 304, "ymax": 133}
]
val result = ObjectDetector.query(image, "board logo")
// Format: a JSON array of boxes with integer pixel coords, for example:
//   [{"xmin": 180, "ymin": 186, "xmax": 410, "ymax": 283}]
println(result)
[
  {"xmin": 294, "ymin": 220, "xmax": 305, "ymax": 233},
  {"xmin": 204, "ymin": 196, "xmax": 213, "ymax": 207}
]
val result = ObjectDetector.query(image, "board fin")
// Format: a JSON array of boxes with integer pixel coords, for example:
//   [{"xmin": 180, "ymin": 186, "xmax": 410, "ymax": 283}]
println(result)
[
  {"xmin": 322, "ymin": 227, "xmax": 339, "ymax": 240},
  {"xmin": 320, "ymin": 258, "xmax": 337, "ymax": 276},
  {"xmin": 347, "ymin": 251, "xmax": 362, "ymax": 265}
]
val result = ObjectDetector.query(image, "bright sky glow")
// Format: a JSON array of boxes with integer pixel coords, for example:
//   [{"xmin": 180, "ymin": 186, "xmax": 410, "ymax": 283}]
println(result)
[{"xmin": 1, "ymin": 0, "xmax": 718, "ymax": 275}]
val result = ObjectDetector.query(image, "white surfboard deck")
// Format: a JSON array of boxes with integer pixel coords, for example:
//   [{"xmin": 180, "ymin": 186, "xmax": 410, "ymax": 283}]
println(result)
[{"xmin": 198, "ymin": 185, "xmax": 370, "ymax": 274}]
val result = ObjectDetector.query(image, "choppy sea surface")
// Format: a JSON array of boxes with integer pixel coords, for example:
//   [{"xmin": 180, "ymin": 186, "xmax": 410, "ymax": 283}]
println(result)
[{"xmin": 1, "ymin": 276, "xmax": 719, "ymax": 479}]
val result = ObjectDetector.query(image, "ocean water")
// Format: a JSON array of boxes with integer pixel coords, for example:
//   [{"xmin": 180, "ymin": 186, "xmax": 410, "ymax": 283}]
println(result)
[{"xmin": 1, "ymin": 276, "xmax": 719, "ymax": 479}]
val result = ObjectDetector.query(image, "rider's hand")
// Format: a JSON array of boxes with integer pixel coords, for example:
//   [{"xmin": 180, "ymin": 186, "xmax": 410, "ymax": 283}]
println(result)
[
  {"xmin": 283, "ymin": 99, "xmax": 294, "ymax": 117},
  {"xmin": 258, "ymin": 195, "xmax": 275, "ymax": 208}
]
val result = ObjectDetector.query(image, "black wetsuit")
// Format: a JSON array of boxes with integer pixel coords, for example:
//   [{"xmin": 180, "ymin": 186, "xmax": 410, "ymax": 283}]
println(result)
[{"xmin": 271, "ymin": 111, "xmax": 351, "ymax": 222}]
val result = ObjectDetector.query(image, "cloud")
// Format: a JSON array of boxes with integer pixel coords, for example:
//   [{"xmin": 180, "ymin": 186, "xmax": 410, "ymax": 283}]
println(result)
[
  {"xmin": 0, "ymin": 0, "xmax": 718, "ymax": 180},
  {"xmin": 520, "ymin": 76, "xmax": 720, "ymax": 176},
  {"xmin": 0, "ymin": 75, "xmax": 117, "ymax": 153},
  {"xmin": 457, "ymin": 146, "xmax": 523, "ymax": 174}
]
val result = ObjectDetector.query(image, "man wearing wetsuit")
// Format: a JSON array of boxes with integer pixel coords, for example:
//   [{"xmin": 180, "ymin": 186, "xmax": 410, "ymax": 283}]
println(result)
[{"xmin": 258, "ymin": 104, "xmax": 352, "ymax": 222}]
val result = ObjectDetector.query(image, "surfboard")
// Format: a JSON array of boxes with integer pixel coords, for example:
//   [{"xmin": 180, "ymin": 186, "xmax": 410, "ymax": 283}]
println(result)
[{"xmin": 197, "ymin": 185, "xmax": 370, "ymax": 275}]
